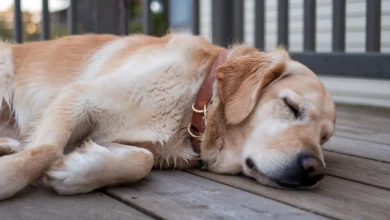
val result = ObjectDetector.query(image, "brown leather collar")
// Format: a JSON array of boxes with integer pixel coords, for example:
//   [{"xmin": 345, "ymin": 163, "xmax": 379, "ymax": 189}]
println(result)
[{"xmin": 188, "ymin": 49, "xmax": 229, "ymax": 154}]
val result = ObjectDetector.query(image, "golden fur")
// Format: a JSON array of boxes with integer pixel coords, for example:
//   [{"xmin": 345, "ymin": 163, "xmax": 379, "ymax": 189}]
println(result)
[{"xmin": 0, "ymin": 33, "xmax": 335, "ymax": 200}]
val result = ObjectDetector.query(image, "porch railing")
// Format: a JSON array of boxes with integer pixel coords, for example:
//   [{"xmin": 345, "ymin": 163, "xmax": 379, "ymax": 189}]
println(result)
[{"xmin": 12, "ymin": 0, "xmax": 390, "ymax": 79}]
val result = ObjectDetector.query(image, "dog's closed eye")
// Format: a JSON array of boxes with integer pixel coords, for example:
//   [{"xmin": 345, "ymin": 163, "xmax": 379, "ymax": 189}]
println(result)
[{"xmin": 283, "ymin": 97, "xmax": 301, "ymax": 119}]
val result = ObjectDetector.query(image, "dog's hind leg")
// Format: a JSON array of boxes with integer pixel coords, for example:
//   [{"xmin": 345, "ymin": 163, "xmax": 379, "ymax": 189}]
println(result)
[
  {"xmin": 0, "ymin": 138, "xmax": 20, "ymax": 156},
  {"xmin": 43, "ymin": 140, "xmax": 154, "ymax": 195},
  {"xmin": 0, "ymin": 84, "xmax": 90, "ymax": 200}
]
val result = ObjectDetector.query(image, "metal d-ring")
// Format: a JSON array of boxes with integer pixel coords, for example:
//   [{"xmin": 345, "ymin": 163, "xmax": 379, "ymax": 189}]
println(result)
[
  {"xmin": 192, "ymin": 103, "xmax": 207, "ymax": 118},
  {"xmin": 187, "ymin": 123, "xmax": 202, "ymax": 140},
  {"xmin": 192, "ymin": 103, "xmax": 207, "ymax": 113}
]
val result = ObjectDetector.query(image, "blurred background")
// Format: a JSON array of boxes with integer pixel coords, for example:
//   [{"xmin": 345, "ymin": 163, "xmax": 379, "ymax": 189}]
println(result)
[
  {"xmin": 0, "ymin": 0, "xmax": 389, "ymax": 108},
  {"xmin": 0, "ymin": 0, "xmax": 173, "ymax": 40}
]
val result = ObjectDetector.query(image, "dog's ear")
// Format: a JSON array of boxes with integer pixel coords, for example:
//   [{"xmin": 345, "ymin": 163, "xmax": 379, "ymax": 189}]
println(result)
[{"xmin": 217, "ymin": 50, "xmax": 287, "ymax": 125}]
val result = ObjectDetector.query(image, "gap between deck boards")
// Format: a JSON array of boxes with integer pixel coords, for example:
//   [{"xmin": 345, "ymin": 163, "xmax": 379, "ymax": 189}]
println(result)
[
  {"xmin": 324, "ymin": 136, "xmax": 390, "ymax": 163},
  {"xmin": 186, "ymin": 169, "xmax": 390, "ymax": 220},
  {"xmin": 102, "ymin": 171, "xmax": 328, "ymax": 220}
]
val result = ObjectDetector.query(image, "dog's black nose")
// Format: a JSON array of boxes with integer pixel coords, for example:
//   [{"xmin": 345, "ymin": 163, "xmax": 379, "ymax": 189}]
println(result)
[
  {"xmin": 245, "ymin": 157, "xmax": 257, "ymax": 171},
  {"xmin": 299, "ymin": 154, "xmax": 325, "ymax": 186}
]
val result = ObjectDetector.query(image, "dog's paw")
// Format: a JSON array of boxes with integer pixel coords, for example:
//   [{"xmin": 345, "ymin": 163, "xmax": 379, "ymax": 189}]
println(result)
[
  {"xmin": 43, "ymin": 159, "xmax": 100, "ymax": 195},
  {"xmin": 43, "ymin": 140, "xmax": 107, "ymax": 195},
  {"xmin": 0, "ymin": 138, "xmax": 20, "ymax": 156}
]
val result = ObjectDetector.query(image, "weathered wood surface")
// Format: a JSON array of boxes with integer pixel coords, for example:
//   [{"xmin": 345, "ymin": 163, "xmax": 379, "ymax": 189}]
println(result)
[
  {"xmin": 0, "ymin": 184, "xmax": 152, "ymax": 220},
  {"xmin": 336, "ymin": 104, "xmax": 390, "ymax": 131},
  {"xmin": 187, "ymin": 170, "xmax": 390, "ymax": 220},
  {"xmin": 335, "ymin": 123, "xmax": 390, "ymax": 145},
  {"xmin": 324, "ymin": 151, "xmax": 390, "ymax": 190},
  {"xmin": 105, "ymin": 171, "xmax": 327, "ymax": 220},
  {"xmin": 1, "ymin": 103, "xmax": 389, "ymax": 220},
  {"xmin": 335, "ymin": 104, "xmax": 390, "ymax": 145},
  {"xmin": 324, "ymin": 136, "xmax": 390, "ymax": 162}
]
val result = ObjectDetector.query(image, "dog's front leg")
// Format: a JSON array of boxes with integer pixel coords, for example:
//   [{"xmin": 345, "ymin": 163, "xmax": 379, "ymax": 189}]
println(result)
[{"xmin": 0, "ymin": 84, "xmax": 89, "ymax": 200}]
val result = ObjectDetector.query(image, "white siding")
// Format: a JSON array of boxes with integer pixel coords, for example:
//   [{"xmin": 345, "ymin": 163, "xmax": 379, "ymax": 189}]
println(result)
[
  {"xmin": 200, "ymin": 0, "xmax": 212, "ymax": 42},
  {"xmin": 199, "ymin": 0, "xmax": 390, "ymax": 108},
  {"xmin": 200, "ymin": 0, "xmax": 390, "ymax": 53}
]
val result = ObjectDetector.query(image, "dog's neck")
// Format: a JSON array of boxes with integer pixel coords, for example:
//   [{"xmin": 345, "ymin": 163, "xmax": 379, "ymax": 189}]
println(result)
[{"xmin": 188, "ymin": 49, "xmax": 229, "ymax": 155}]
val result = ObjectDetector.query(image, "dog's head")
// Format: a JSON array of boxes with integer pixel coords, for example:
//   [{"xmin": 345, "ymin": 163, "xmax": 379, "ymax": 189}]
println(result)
[{"xmin": 201, "ymin": 46, "xmax": 336, "ymax": 189}]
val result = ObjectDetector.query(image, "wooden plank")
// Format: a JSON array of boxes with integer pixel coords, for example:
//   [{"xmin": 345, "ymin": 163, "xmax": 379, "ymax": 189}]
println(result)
[
  {"xmin": 324, "ymin": 151, "xmax": 390, "ymax": 190},
  {"xmin": 337, "ymin": 104, "xmax": 390, "ymax": 119},
  {"xmin": 335, "ymin": 123, "xmax": 390, "ymax": 145},
  {"xmin": 336, "ymin": 105, "xmax": 390, "ymax": 131},
  {"xmin": 187, "ymin": 170, "xmax": 390, "ymax": 220},
  {"xmin": 0, "ymin": 184, "xmax": 152, "ymax": 220},
  {"xmin": 336, "ymin": 120, "xmax": 390, "ymax": 135},
  {"xmin": 324, "ymin": 136, "xmax": 390, "ymax": 163},
  {"xmin": 336, "ymin": 111, "xmax": 390, "ymax": 132},
  {"xmin": 105, "ymin": 171, "xmax": 327, "ymax": 220}
]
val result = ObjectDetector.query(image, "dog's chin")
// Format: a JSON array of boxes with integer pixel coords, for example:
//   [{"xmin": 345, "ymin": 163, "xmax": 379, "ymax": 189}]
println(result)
[
  {"xmin": 205, "ymin": 160, "xmax": 242, "ymax": 175},
  {"xmin": 243, "ymin": 168, "xmax": 321, "ymax": 190},
  {"xmin": 202, "ymin": 148, "xmax": 243, "ymax": 175}
]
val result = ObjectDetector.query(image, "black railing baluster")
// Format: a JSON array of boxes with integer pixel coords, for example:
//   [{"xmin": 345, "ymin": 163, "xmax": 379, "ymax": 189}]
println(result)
[
  {"xmin": 366, "ymin": 0, "xmax": 381, "ymax": 52},
  {"xmin": 192, "ymin": 0, "xmax": 200, "ymax": 35},
  {"xmin": 278, "ymin": 0, "xmax": 289, "ymax": 49},
  {"xmin": 67, "ymin": 0, "xmax": 77, "ymax": 35},
  {"xmin": 303, "ymin": 0, "xmax": 316, "ymax": 51},
  {"xmin": 142, "ymin": 0, "xmax": 153, "ymax": 35},
  {"xmin": 212, "ymin": 0, "xmax": 234, "ymax": 47},
  {"xmin": 13, "ymin": 0, "xmax": 23, "ymax": 43},
  {"xmin": 233, "ymin": 0, "xmax": 244, "ymax": 43},
  {"xmin": 119, "ymin": 0, "xmax": 130, "ymax": 35},
  {"xmin": 95, "ymin": 0, "xmax": 121, "ymax": 34},
  {"xmin": 332, "ymin": 0, "xmax": 345, "ymax": 51},
  {"xmin": 255, "ymin": 0, "xmax": 265, "ymax": 50},
  {"xmin": 41, "ymin": 0, "xmax": 50, "ymax": 40},
  {"xmin": 163, "ymin": 0, "xmax": 170, "ymax": 33}
]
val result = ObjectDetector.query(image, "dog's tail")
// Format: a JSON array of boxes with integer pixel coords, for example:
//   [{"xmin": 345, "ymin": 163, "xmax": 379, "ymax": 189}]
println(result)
[{"xmin": 0, "ymin": 42, "xmax": 14, "ymax": 110}]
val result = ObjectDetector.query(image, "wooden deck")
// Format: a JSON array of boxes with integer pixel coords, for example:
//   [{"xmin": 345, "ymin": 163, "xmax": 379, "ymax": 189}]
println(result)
[{"xmin": 1, "ymin": 104, "xmax": 389, "ymax": 220}]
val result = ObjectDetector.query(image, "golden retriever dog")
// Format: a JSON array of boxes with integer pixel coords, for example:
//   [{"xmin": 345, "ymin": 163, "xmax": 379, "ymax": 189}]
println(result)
[{"xmin": 0, "ymin": 33, "xmax": 335, "ymax": 200}]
